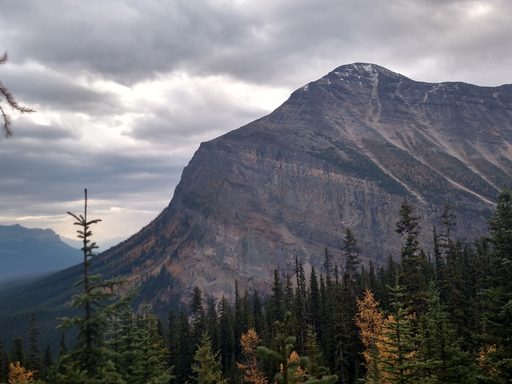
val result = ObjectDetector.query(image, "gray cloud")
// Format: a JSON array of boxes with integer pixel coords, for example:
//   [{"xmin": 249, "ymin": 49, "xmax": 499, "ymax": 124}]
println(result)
[
  {"xmin": 1, "ymin": 64, "xmax": 122, "ymax": 115},
  {"xmin": 1, "ymin": 0, "xmax": 512, "ymax": 242},
  {"xmin": 2, "ymin": 0, "xmax": 510, "ymax": 87}
]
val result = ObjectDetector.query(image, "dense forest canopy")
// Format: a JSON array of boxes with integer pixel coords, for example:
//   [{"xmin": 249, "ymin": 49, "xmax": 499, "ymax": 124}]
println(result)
[{"xmin": 0, "ymin": 191, "xmax": 511, "ymax": 383}]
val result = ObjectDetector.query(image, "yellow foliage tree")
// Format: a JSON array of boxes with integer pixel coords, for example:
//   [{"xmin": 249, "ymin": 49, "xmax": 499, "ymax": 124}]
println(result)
[
  {"xmin": 237, "ymin": 328, "xmax": 268, "ymax": 384},
  {"xmin": 8, "ymin": 361, "xmax": 35, "ymax": 384},
  {"xmin": 355, "ymin": 289, "xmax": 384, "ymax": 384}
]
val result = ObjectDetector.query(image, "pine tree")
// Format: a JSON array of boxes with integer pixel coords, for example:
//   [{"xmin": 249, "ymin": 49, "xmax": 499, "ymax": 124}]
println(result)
[
  {"xmin": 258, "ymin": 313, "xmax": 303, "ymax": 384},
  {"xmin": 377, "ymin": 282, "xmax": 418, "ymax": 384},
  {"xmin": 127, "ymin": 305, "xmax": 172, "ymax": 384},
  {"xmin": 478, "ymin": 190, "xmax": 512, "ymax": 381},
  {"xmin": 253, "ymin": 291, "xmax": 265, "ymax": 338},
  {"xmin": 206, "ymin": 298, "xmax": 220, "ymax": 354},
  {"xmin": 416, "ymin": 283, "xmax": 475, "ymax": 383},
  {"xmin": 26, "ymin": 314, "xmax": 41, "ymax": 376},
  {"xmin": 294, "ymin": 257, "xmax": 307, "ymax": 354},
  {"xmin": 308, "ymin": 267, "xmax": 320, "ymax": 338},
  {"xmin": 58, "ymin": 333, "xmax": 67, "ymax": 359},
  {"xmin": 42, "ymin": 346, "xmax": 52, "ymax": 381},
  {"xmin": 57, "ymin": 189, "xmax": 126, "ymax": 381},
  {"xmin": 395, "ymin": 201, "xmax": 427, "ymax": 314},
  {"xmin": 191, "ymin": 332, "xmax": 228, "ymax": 384},
  {"xmin": 343, "ymin": 228, "xmax": 360, "ymax": 285},
  {"xmin": 432, "ymin": 226, "xmax": 443, "ymax": 280},
  {"xmin": 304, "ymin": 325, "xmax": 329, "ymax": 379},
  {"xmin": 0, "ymin": 341, "xmax": 6, "ymax": 383},
  {"xmin": 174, "ymin": 312, "xmax": 193, "ymax": 383},
  {"xmin": 258, "ymin": 313, "xmax": 337, "ymax": 384},
  {"xmin": 191, "ymin": 286, "xmax": 206, "ymax": 352},
  {"xmin": 10, "ymin": 337, "xmax": 24, "ymax": 366},
  {"xmin": 269, "ymin": 270, "xmax": 285, "ymax": 326}
]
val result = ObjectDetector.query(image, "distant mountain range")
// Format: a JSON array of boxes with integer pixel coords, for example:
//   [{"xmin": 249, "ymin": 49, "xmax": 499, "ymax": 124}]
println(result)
[
  {"xmin": 0, "ymin": 63, "xmax": 511, "ymax": 345},
  {"xmin": 0, "ymin": 224, "xmax": 81, "ymax": 283}
]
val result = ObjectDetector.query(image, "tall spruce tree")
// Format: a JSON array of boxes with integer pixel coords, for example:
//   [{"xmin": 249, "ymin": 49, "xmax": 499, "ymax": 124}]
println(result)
[
  {"xmin": 218, "ymin": 296, "xmax": 235, "ymax": 376},
  {"xmin": 191, "ymin": 332, "xmax": 228, "ymax": 384},
  {"xmin": 26, "ymin": 313, "xmax": 41, "ymax": 376},
  {"xmin": 57, "ymin": 189, "xmax": 126, "ymax": 382},
  {"xmin": 10, "ymin": 337, "xmax": 24, "ymax": 366},
  {"xmin": 479, "ymin": 190, "xmax": 512, "ymax": 381},
  {"xmin": 294, "ymin": 257, "xmax": 307, "ymax": 354},
  {"xmin": 416, "ymin": 283, "xmax": 475, "ymax": 384},
  {"xmin": 378, "ymin": 282, "xmax": 418, "ymax": 384},
  {"xmin": 395, "ymin": 201, "xmax": 427, "ymax": 314}
]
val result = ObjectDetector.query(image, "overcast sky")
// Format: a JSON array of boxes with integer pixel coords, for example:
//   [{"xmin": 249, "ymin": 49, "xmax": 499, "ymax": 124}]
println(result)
[{"xmin": 1, "ymin": 0, "xmax": 511, "ymax": 247}]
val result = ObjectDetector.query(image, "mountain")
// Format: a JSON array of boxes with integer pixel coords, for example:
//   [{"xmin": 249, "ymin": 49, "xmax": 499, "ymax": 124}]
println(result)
[
  {"xmin": 0, "ymin": 63, "xmax": 511, "ymax": 344},
  {"xmin": 0, "ymin": 224, "xmax": 81, "ymax": 282}
]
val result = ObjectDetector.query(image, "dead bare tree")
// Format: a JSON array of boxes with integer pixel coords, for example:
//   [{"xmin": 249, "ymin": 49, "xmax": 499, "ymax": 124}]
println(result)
[{"xmin": 0, "ymin": 52, "xmax": 35, "ymax": 137}]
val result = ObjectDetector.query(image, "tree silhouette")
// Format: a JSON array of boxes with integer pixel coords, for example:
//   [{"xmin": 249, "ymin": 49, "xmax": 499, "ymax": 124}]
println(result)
[{"xmin": 0, "ymin": 52, "xmax": 35, "ymax": 137}]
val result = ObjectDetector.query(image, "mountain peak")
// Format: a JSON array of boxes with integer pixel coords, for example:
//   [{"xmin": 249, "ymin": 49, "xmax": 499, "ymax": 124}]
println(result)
[
  {"xmin": 299, "ymin": 63, "xmax": 408, "ymax": 93},
  {"xmin": 329, "ymin": 62, "xmax": 409, "ymax": 83}
]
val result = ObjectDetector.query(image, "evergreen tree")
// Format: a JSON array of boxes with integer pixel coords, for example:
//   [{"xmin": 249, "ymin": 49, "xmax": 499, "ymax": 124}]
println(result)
[
  {"xmin": 174, "ymin": 312, "xmax": 193, "ymax": 383},
  {"xmin": 218, "ymin": 296, "xmax": 234, "ymax": 376},
  {"xmin": 294, "ymin": 257, "xmax": 307, "ymax": 354},
  {"xmin": 416, "ymin": 283, "xmax": 475, "ymax": 383},
  {"xmin": 378, "ymin": 282, "xmax": 418, "ymax": 384},
  {"xmin": 191, "ymin": 286, "xmax": 206, "ymax": 352},
  {"xmin": 395, "ymin": 201, "xmax": 427, "ymax": 314},
  {"xmin": 343, "ymin": 228, "xmax": 360, "ymax": 285},
  {"xmin": 308, "ymin": 268, "xmax": 320, "ymax": 340},
  {"xmin": 10, "ymin": 337, "xmax": 24, "ymax": 366},
  {"xmin": 191, "ymin": 332, "xmax": 227, "ymax": 384},
  {"xmin": 206, "ymin": 298, "xmax": 220, "ymax": 354},
  {"xmin": 0, "ymin": 341, "xmax": 6, "ymax": 383},
  {"xmin": 42, "ymin": 346, "xmax": 52, "ymax": 381},
  {"xmin": 58, "ymin": 333, "xmax": 67, "ymax": 359},
  {"xmin": 269, "ymin": 270, "xmax": 285, "ymax": 326},
  {"xmin": 304, "ymin": 325, "xmax": 329, "ymax": 379},
  {"xmin": 432, "ymin": 226, "xmax": 443, "ymax": 280},
  {"xmin": 478, "ymin": 190, "xmax": 512, "ymax": 381},
  {"xmin": 252, "ymin": 291, "xmax": 265, "ymax": 338},
  {"xmin": 26, "ymin": 314, "xmax": 41, "ymax": 376},
  {"xmin": 258, "ymin": 313, "xmax": 337, "ymax": 384},
  {"xmin": 127, "ymin": 305, "xmax": 172, "ymax": 384},
  {"xmin": 57, "ymin": 189, "xmax": 126, "ymax": 382}
]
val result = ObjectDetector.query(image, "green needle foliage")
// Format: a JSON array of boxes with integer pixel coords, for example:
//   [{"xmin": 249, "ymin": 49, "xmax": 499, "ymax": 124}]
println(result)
[
  {"xmin": 54, "ymin": 189, "xmax": 127, "ymax": 383},
  {"xmin": 191, "ymin": 332, "xmax": 228, "ymax": 384}
]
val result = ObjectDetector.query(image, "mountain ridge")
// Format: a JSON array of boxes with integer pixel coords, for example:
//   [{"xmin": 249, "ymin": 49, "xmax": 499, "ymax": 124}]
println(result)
[
  {"xmin": 0, "ymin": 63, "xmax": 511, "ymax": 344},
  {"xmin": 0, "ymin": 224, "xmax": 81, "ymax": 282}
]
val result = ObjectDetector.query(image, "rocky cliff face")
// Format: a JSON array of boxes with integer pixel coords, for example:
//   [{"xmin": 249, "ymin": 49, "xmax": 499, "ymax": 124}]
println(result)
[
  {"xmin": 1, "ymin": 63, "xmax": 511, "ymax": 318},
  {"xmin": 91, "ymin": 63, "xmax": 512, "ymax": 305}
]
